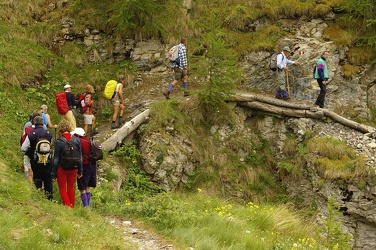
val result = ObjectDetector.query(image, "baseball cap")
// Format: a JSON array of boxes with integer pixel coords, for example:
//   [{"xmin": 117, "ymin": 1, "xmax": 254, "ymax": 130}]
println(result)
[
  {"xmin": 71, "ymin": 127, "xmax": 85, "ymax": 137},
  {"xmin": 64, "ymin": 84, "xmax": 72, "ymax": 89}
]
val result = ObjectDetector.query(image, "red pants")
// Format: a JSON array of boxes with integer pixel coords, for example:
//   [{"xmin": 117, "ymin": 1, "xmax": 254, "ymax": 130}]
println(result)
[{"xmin": 57, "ymin": 167, "xmax": 77, "ymax": 208}]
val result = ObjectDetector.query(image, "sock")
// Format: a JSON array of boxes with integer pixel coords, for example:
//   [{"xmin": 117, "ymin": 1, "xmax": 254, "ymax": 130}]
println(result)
[
  {"xmin": 86, "ymin": 192, "xmax": 91, "ymax": 205},
  {"xmin": 81, "ymin": 193, "xmax": 89, "ymax": 207},
  {"xmin": 183, "ymin": 82, "xmax": 188, "ymax": 89},
  {"xmin": 167, "ymin": 84, "xmax": 174, "ymax": 92}
]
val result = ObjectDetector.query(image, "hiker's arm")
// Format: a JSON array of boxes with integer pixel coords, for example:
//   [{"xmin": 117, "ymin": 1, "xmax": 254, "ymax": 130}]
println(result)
[
  {"xmin": 21, "ymin": 136, "xmax": 30, "ymax": 153},
  {"xmin": 119, "ymin": 85, "xmax": 125, "ymax": 104},
  {"xmin": 51, "ymin": 140, "xmax": 62, "ymax": 179},
  {"xmin": 46, "ymin": 114, "xmax": 57, "ymax": 129}
]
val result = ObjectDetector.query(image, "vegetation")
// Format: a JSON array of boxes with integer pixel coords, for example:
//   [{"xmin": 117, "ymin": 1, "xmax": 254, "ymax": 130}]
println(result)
[{"xmin": 0, "ymin": 0, "xmax": 373, "ymax": 248}]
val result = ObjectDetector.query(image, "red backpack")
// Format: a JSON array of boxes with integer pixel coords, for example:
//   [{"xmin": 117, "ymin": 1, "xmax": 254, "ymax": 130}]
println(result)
[
  {"xmin": 75, "ymin": 93, "xmax": 92, "ymax": 114},
  {"xmin": 56, "ymin": 92, "xmax": 69, "ymax": 114},
  {"xmin": 20, "ymin": 126, "xmax": 34, "ymax": 146}
]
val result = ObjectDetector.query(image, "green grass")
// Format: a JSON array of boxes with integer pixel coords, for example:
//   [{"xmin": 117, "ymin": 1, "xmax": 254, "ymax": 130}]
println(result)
[
  {"xmin": 121, "ymin": 192, "xmax": 321, "ymax": 249},
  {"xmin": 0, "ymin": 165, "xmax": 132, "ymax": 249},
  {"xmin": 0, "ymin": 0, "xmax": 368, "ymax": 248}
]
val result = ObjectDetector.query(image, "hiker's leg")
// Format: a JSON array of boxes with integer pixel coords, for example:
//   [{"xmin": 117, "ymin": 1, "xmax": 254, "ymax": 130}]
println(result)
[
  {"xmin": 43, "ymin": 164, "xmax": 53, "ymax": 200},
  {"xmin": 112, "ymin": 105, "xmax": 119, "ymax": 122},
  {"xmin": 64, "ymin": 110, "xmax": 76, "ymax": 130},
  {"xmin": 57, "ymin": 167, "xmax": 72, "ymax": 207},
  {"xmin": 315, "ymin": 79, "xmax": 326, "ymax": 107},
  {"xmin": 92, "ymin": 115, "xmax": 96, "ymax": 130},
  {"xmin": 66, "ymin": 169, "xmax": 77, "ymax": 208},
  {"xmin": 277, "ymin": 70, "xmax": 286, "ymax": 91}
]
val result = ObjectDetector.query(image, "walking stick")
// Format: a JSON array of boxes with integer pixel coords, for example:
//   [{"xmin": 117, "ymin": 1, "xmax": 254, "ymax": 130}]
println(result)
[{"xmin": 286, "ymin": 69, "xmax": 290, "ymax": 97}]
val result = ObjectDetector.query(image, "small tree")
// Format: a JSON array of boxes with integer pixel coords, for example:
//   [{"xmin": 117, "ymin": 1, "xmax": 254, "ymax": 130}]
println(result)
[
  {"xmin": 198, "ymin": 31, "xmax": 241, "ymax": 107},
  {"xmin": 319, "ymin": 197, "xmax": 352, "ymax": 250}
]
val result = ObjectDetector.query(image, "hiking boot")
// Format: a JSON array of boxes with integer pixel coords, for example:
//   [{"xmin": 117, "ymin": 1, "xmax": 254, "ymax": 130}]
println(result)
[
  {"xmin": 90, "ymin": 129, "xmax": 98, "ymax": 136},
  {"xmin": 163, "ymin": 91, "xmax": 170, "ymax": 99},
  {"xmin": 281, "ymin": 90, "xmax": 289, "ymax": 99},
  {"xmin": 183, "ymin": 91, "xmax": 189, "ymax": 97},
  {"xmin": 111, "ymin": 123, "xmax": 119, "ymax": 129},
  {"xmin": 119, "ymin": 118, "xmax": 126, "ymax": 125}
]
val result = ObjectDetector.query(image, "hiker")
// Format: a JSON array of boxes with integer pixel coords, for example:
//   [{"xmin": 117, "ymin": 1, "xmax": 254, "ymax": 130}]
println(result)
[
  {"xmin": 71, "ymin": 127, "xmax": 97, "ymax": 207},
  {"xmin": 275, "ymin": 46, "xmax": 300, "ymax": 99},
  {"xmin": 21, "ymin": 110, "xmax": 43, "ymax": 183},
  {"xmin": 111, "ymin": 75, "xmax": 126, "ymax": 129},
  {"xmin": 21, "ymin": 116, "xmax": 53, "ymax": 200},
  {"xmin": 314, "ymin": 51, "xmax": 330, "ymax": 108},
  {"xmin": 62, "ymin": 84, "xmax": 77, "ymax": 130},
  {"xmin": 40, "ymin": 104, "xmax": 58, "ymax": 129},
  {"xmin": 51, "ymin": 119, "xmax": 83, "ymax": 208},
  {"xmin": 81, "ymin": 84, "xmax": 97, "ymax": 136},
  {"xmin": 163, "ymin": 38, "xmax": 189, "ymax": 99}
]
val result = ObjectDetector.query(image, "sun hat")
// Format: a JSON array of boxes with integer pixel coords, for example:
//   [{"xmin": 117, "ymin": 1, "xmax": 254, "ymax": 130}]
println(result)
[
  {"xmin": 282, "ymin": 46, "xmax": 291, "ymax": 53},
  {"xmin": 64, "ymin": 84, "xmax": 72, "ymax": 89},
  {"xmin": 71, "ymin": 127, "xmax": 85, "ymax": 137}
]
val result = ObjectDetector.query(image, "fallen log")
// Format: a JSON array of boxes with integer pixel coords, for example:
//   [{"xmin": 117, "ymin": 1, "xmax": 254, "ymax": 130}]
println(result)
[
  {"xmin": 323, "ymin": 109, "xmax": 375, "ymax": 134},
  {"xmin": 239, "ymin": 101, "xmax": 325, "ymax": 119},
  {"xmin": 231, "ymin": 92, "xmax": 311, "ymax": 110},
  {"xmin": 233, "ymin": 92, "xmax": 376, "ymax": 134},
  {"xmin": 102, "ymin": 109, "xmax": 150, "ymax": 151}
]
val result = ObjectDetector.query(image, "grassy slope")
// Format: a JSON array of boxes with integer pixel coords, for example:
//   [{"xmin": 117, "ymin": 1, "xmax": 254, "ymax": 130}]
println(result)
[{"xmin": 0, "ymin": 0, "xmax": 361, "ymax": 249}]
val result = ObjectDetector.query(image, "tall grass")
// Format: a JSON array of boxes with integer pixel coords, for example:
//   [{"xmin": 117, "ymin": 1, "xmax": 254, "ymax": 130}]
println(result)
[
  {"xmin": 121, "ymin": 192, "xmax": 321, "ymax": 249},
  {"xmin": 0, "ymin": 165, "xmax": 133, "ymax": 249}
]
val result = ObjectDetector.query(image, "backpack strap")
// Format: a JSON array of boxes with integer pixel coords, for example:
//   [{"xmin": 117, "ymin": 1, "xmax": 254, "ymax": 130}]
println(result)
[{"xmin": 81, "ymin": 137, "xmax": 91, "ymax": 160}]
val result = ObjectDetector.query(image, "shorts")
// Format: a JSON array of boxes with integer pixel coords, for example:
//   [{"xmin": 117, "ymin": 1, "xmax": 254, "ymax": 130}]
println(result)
[
  {"xmin": 77, "ymin": 162, "xmax": 97, "ymax": 190},
  {"xmin": 24, "ymin": 155, "xmax": 31, "ymax": 169},
  {"xmin": 112, "ymin": 99, "xmax": 121, "ymax": 106},
  {"xmin": 83, "ymin": 114, "xmax": 94, "ymax": 125},
  {"xmin": 174, "ymin": 68, "xmax": 184, "ymax": 81}
]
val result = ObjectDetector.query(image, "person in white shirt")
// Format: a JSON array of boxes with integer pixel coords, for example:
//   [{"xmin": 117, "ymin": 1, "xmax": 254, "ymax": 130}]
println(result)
[{"xmin": 275, "ymin": 46, "xmax": 300, "ymax": 99}]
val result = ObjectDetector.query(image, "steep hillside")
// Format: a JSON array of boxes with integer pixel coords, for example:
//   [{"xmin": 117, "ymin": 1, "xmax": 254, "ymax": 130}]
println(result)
[{"xmin": 1, "ymin": 0, "xmax": 376, "ymax": 249}]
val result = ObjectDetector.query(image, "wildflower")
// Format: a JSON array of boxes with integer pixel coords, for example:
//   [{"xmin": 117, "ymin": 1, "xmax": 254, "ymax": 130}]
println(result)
[{"xmin": 197, "ymin": 188, "xmax": 202, "ymax": 193}]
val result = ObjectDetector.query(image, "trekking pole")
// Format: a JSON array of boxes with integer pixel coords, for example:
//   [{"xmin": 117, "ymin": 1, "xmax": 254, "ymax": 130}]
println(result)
[{"xmin": 286, "ymin": 70, "xmax": 290, "ymax": 97}]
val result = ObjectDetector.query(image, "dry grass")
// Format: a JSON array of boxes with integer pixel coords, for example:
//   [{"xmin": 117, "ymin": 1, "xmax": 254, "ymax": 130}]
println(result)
[
  {"xmin": 323, "ymin": 24, "xmax": 357, "ymax": 47},
  {"xmin": 342, "ymin": 64, "xmax": 359, "ymax": 79},
  {"xmin": 347, "ymin": 47, "xmax": 375, "ymax": 65},
  {"xmin": 308, "ymin": 137, "xmax": 371, "ymax": 180}
]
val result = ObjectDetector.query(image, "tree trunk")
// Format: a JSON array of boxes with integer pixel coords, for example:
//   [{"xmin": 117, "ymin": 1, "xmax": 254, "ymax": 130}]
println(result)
[
  {"xmin": 232, "ymin": 92, "xmax": 376, "ymax": 134},
  {"xmin": 102, "ymin": 109, "xmax": 150, "ymax": 152}
]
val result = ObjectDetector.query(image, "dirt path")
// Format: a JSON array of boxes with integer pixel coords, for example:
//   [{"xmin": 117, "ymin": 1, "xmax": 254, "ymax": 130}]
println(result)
[{"xmin": 104, "ymin": 216, "xmax": 176, "ymax": 250}]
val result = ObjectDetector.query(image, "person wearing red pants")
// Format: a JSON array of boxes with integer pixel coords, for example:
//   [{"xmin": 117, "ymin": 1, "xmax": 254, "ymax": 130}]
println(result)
[{"xmin": 51, "ymin": 119, "xmax": 83, "ymax": 208}]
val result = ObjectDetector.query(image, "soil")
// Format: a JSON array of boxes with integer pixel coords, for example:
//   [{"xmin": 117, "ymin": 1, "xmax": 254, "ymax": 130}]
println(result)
[{"xmin": 104, "ymin": 216, "xmax": 176, "ymax": 250}]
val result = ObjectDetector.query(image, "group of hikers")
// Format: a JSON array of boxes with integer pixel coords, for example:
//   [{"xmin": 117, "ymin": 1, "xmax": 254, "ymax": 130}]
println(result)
[
  {"xmin": 19, "ymin": 80, "xmax": 115, "ymax": 208},
  {"xmin": 162, "ymin": 39, "xmax": 330, "ymax": 110},
  {"xmin": 18, "ymin": 38, "xmax": 330, "ymax": 208},
  {"xmin": 274, "ymin": 46, "xmax": 330, "ymax": 109}
]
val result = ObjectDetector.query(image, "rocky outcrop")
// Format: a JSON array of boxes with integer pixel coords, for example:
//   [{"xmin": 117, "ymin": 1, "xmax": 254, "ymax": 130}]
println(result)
[{"xmin": 59, "ymin": 10, "xmax": 376, "ymax": 249}]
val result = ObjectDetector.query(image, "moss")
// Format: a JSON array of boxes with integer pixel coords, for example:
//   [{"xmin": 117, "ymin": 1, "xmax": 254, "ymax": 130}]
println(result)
[
  {"xmin": 342, "ymin": 64, "xmax": 359, "ymax": 79},
  {"xmin": 347, "ymin": 47, "xmax": 375, "ymax": 65},
  {"xmin": 323, "ymin": 24, "xmax": 357, "ymax": 46}
]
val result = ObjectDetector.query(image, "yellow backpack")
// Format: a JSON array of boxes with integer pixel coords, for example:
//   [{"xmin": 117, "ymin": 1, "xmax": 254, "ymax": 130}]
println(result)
[{"xmin": 103, "ymin": 80, "xmax": 118, "ymax": 100}]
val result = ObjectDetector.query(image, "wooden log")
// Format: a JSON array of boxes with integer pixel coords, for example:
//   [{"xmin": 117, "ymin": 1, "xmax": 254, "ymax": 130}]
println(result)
[
  {"xmin": 231, "ymin": 92, "xmax": 311, "ymax": 110},
  {"xmin": 102, "ymin": 109, "xmax": 150, "ymax": 152},
  {"xmin": 236, "ymin": 98, "xmax": 376, "ymax": 134},
  {"xmin": 323, "ymin": 109, "xmax": 375, "ymax": 134},
  {"xmin": 239, "ymin": 101, "xmax": 325, "ymax": 119}
]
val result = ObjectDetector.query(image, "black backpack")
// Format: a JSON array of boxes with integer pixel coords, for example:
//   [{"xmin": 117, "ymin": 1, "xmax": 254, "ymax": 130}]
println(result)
[
  {"xmin": 83, "ymin": 139, "xmax": 103, "ymax": 162},
  {"xmin": 58, "ymin": 136, "xmax": 81, "ymax": 170},
  {"xmin": 27, "ymin": 130, "xmax": 52, "ymax": 165}
]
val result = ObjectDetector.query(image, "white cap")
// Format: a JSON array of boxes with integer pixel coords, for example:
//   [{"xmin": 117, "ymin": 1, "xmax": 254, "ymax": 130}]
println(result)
[
  {"xmin": 64, "ymin": 84, "xmax": 72, "ymax": 89},
  {"xmin": 71, "ymin": 127, "xmax": 85, "ymax": 137}
]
